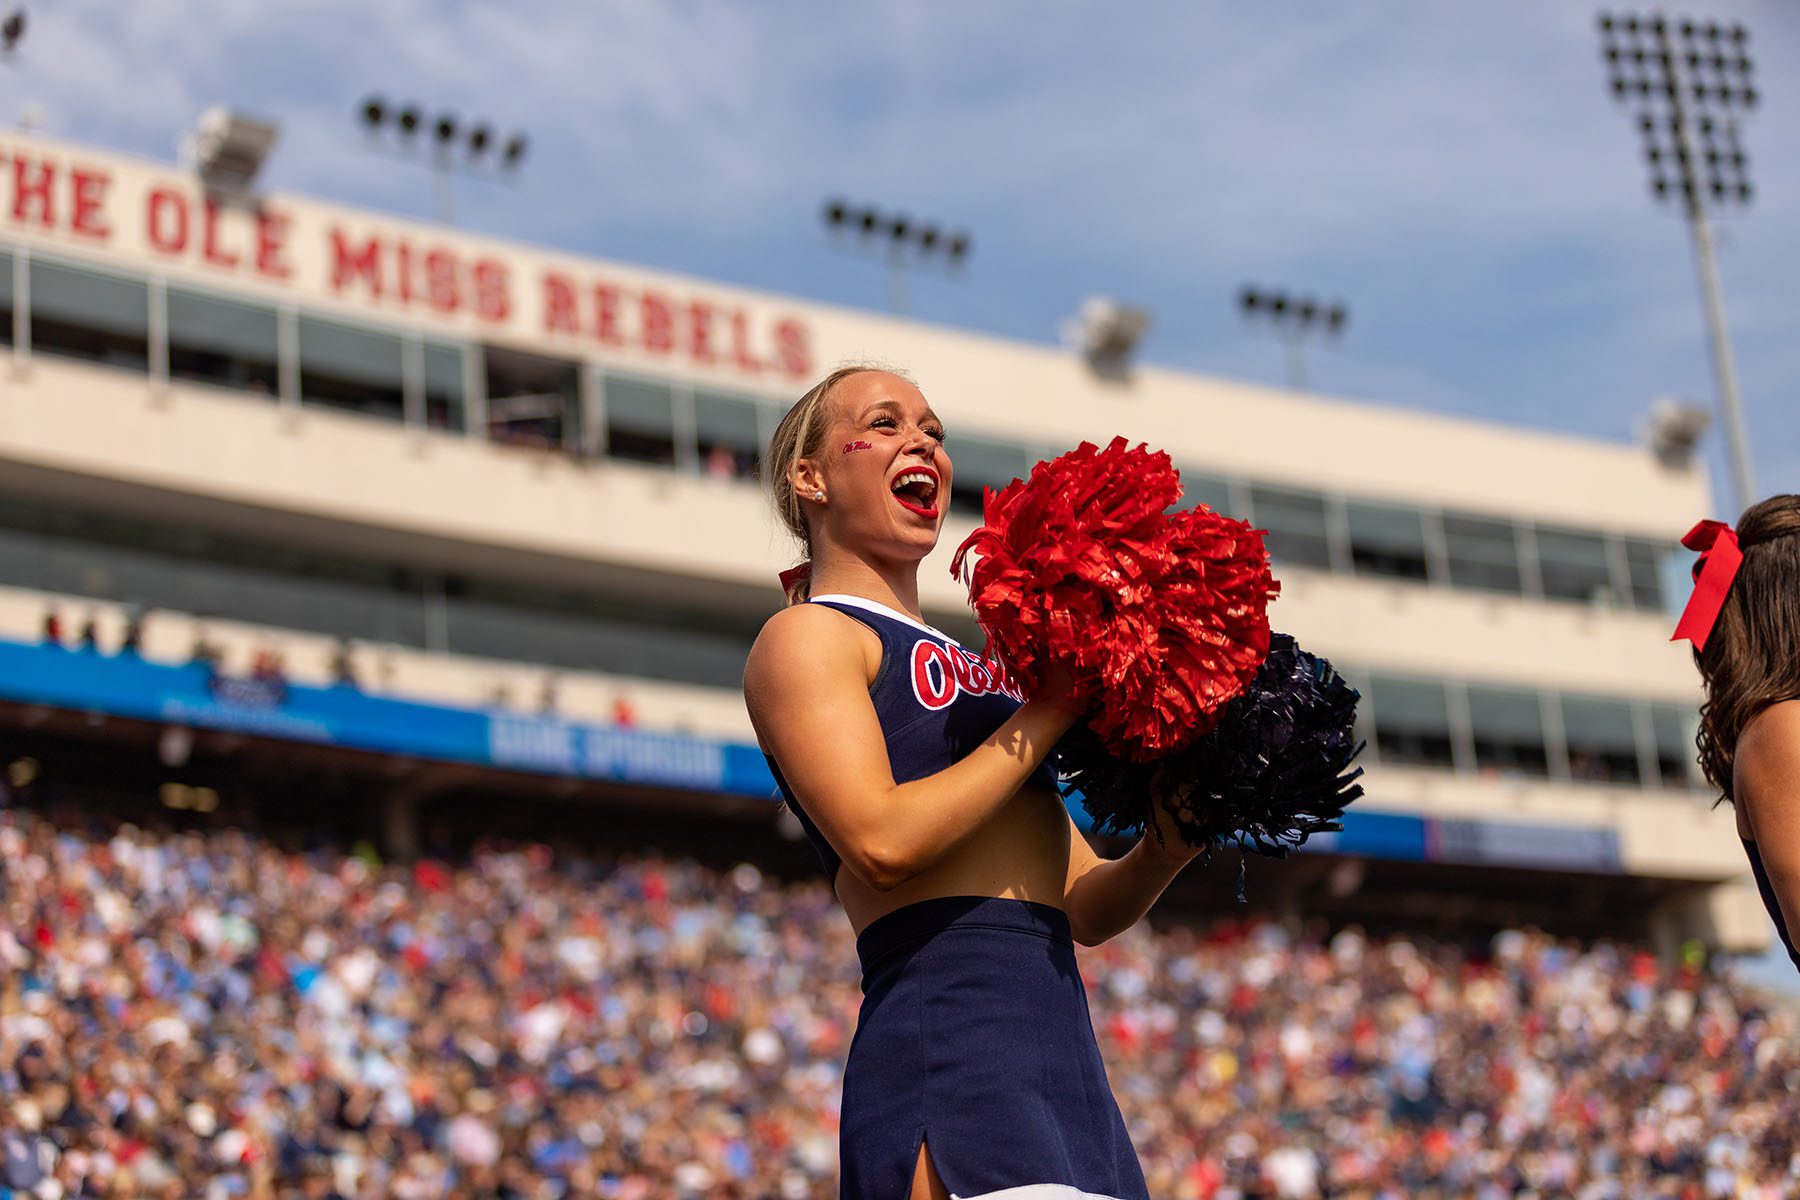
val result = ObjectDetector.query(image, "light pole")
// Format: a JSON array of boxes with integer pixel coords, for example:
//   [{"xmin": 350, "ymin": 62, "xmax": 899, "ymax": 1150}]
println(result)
[
  {"xmin": 822, "ymin": 200, "xmax": 970, "ymax": 315},
  {"xmin": 1238, "ymin": 286, "xmax": 1348, "ymax": 391},
  {"xmin": 1, "ymin": 9, "xmax": 24, "ymax": 58},
  {"xmin": 1598, "ymin": 12, "xmax": 1759, "ymax": 512},
  {"xmin": 359, "ymin": 97, "xmax": 528, "ymax": 226}
]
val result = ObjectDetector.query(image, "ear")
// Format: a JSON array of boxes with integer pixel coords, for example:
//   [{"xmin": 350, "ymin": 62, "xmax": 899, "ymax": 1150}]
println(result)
[{"xmin": 790, "ymin": 455, "xmax": 825, "ymax": 499}]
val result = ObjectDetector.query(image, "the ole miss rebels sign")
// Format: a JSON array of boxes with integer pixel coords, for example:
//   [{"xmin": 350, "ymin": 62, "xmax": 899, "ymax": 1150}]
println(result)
[{"xmin": 0, "ymin": 133, "xmax": 813, "ymax": 383}]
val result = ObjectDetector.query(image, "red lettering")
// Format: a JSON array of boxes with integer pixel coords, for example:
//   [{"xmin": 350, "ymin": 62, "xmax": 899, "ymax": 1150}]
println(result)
[
  {"xmin": 200, "ymin": 199, "xmax": 239, "ymax": 269},
  {"xmin": 729, "ymin": 311, "xmax": 762, "ymax": 374},
  {"xmin": 69, "ymin": 169, "xmax": 110, "ymax": 240},
  {"xmin": 687, "ymin": 300, "xmax": 717, "ymax": 364},
  {"xmin": 472, "ymin": 259, "xmax": 511, "ymax": 322},
  {"xmin": 424, "ymin": 249, "xmax": 460, "ymax": 314},
  {"xmin": 394, "ymin": 240, "xmax": 415, "ymax": 305},
  {"xmin": 330, "ymin": 229, "xmax": 384, "ymax": 298},
  {"xmin": 773, "ymin": 318, "xmax": 810, "ymax": 378},
  {"xmin": 542, "ymin": 271, "xmax": 579, "ymax": 335},
  {"xmin": 641, "ymin": 292, "xmax": 674, "ymax": 354},
  {"xmin": 592, "ymin": 283, "xmax": 623, "ymax": 346},
  {"xmin": 910, "ymin": 641, "xmax": 957, "ymax": 711},
  {"xmin": 947, "ymin": 649, "xmax": 978, "ymax": 695},
  {"xmin": 145, "ymin": 189, "xmax": 189, "ymax": 254},
  {"xmin": 959, "ymin": 649, "xmax": 996, "ymax": 694},
  {"xmin": 11, "ymin": 156, "xmax": 54, "ymax": 227},
  {"xmin": 254, "ymin": 210, "xmax": 292, "ymax": 280}
]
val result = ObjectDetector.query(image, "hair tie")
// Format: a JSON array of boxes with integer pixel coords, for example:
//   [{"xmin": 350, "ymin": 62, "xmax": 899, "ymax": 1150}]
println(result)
[
  {"xmin": 778, "ymin": 562, "xmax": 812, "ymax": 594},
  {"xmin": 1671, "ymin": 519, "xmax": 1743, "ymax": 652}
]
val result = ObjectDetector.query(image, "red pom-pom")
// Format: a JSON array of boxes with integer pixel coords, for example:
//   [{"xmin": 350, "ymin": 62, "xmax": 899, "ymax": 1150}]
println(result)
[{"xmin": 951, "ymin": 437, "xmax": 1277, "ymax": 761}]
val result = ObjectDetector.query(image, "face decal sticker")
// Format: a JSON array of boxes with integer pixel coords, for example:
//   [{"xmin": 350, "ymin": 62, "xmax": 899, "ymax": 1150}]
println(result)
[{"xmin": 841, "ymin": 439, "xmax": 873, "ymax": 454}]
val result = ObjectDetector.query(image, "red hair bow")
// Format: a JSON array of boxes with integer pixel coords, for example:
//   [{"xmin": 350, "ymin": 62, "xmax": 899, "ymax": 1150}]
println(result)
[
  {"xmin": 778, "ymin": 562, "xmax": 812, "ymax": 594},
  {"xmin": 1670, "ymin": 519, "xmax": 1742, "ymax": 652}
]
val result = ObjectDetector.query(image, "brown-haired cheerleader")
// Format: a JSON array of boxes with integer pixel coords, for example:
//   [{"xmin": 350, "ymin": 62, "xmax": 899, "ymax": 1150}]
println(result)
[{"xmin": 1673, "ymin": 494, "xmax": 1800, "ymax": 971}]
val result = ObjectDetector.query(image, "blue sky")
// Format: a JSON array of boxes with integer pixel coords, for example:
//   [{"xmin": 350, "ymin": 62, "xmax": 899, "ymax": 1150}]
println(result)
[{"xmin": 7, "ymin": 1, "xmax": 1795, "ymax": 511}]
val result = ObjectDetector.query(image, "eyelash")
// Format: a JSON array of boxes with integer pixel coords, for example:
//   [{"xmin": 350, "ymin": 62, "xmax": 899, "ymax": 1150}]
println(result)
[{"xmin": 872, "ymin": 416, "xmax": 947, "ymax": 443}]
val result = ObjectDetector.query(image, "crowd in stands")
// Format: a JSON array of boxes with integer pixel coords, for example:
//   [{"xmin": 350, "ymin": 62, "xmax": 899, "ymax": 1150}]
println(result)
[{"xmin": 0, "ymin": 797, "xmax": 1795, "ymax": 1200}]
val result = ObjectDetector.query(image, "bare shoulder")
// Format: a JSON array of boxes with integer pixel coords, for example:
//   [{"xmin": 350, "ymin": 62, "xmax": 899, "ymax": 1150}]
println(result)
[
  {"xmin": 743, "ymin": 604, "xmax": 873, "ymax": 704},
  {"xmin": 1739, "ymin": 699, "xmax": 1800, "ymax": 775}
]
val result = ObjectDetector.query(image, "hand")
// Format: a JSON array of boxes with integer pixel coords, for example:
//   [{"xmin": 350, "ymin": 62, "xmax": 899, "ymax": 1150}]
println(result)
[
  {"xmin": 1027, "ymin": 659, "xmax": 1086, "ymax": 735},
  {"xmin": 1142, "ymin": 769, "xmax": 1203, "ymax": 868}
]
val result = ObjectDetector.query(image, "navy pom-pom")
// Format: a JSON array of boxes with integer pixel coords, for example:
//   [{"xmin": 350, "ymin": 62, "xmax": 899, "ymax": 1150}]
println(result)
[{"xmin": 1058, "ymin": 632, "xmax": 1365, "ymax": 861}]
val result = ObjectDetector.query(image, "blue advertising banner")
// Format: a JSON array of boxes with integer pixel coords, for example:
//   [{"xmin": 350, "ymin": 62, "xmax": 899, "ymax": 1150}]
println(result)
[
  {"xmin": 0, "ymin": 637, "xmax": 776, "ymax": 798},
  {"xmin": 0, "ymin": 637, "xmax": 1621, "ymax": 872}
]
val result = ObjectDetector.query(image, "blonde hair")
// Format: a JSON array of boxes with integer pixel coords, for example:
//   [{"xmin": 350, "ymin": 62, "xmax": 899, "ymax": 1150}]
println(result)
[{"xmin": 768, "ymin": 363, "xmax": 911, "ymax": 605}]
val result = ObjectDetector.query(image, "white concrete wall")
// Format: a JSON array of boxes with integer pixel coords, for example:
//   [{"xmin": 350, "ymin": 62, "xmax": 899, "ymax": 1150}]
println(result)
[
  {"xmin": 0, "ymin": 583, "xmax": 752, "ymax": 740},
  {"xmin": 0, "ymin": 355, "xmax": 1705, "ymax": 706}
]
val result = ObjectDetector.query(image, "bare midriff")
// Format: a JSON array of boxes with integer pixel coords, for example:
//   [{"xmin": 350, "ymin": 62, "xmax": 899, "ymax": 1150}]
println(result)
[{"xmin": 834, "ymin": 775, "xmax": 1073, "ymax": 935}]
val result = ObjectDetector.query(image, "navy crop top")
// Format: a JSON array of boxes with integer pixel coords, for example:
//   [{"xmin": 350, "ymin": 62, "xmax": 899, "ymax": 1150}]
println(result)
[
  {"xmin": 1744, "ymin": 838, "xmax": 1800, "ymax": 972},
  {"xmin": 765, "ymin": 594, "xmax": 1060, "ymax": 885}
]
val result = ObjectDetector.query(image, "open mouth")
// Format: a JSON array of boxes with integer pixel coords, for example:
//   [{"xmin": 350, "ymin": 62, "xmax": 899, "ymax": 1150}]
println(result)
[{"xmin": 890, "ymin": 467, "xmax": 940, "ymax": 519}]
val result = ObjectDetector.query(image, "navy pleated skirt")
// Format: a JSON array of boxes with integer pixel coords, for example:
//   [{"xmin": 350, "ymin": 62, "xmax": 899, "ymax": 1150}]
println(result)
[{"xmin": 839, "ymin": 895, "xmax": 1149, "ymax": 1200}]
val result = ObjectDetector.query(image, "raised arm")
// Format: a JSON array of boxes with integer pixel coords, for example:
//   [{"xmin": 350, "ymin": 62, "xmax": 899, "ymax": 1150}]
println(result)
[
  {"xmin": 744, "ymin": 604, "xmax": 1079, "ymax": 892},
  {"xmin": 1738, "ymin": 700, "xmax": 1800, "ymax": 942}
]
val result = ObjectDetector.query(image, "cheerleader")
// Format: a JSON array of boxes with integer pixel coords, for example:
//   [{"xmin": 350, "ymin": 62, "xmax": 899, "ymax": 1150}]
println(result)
[
  {"xmin": 1673, "ymin": 494, "xmax": 1800, "ymax": 972},
  {"xmin": 743, "ymin": 366, "xmax": 1193, "ymax": 1200}
]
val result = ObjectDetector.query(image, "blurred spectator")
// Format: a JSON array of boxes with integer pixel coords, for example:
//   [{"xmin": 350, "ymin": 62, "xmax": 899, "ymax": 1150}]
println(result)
[
  {"xmin": 76, "ymin": 611, "xmax": 99, "ymax": 652},
  {"xmin": 705, "ymin": 444, "xmax": 736, "ymax": 480},
  {"xmin": 538, "ymin": 673, "xmax": 561, "ymax": 716},
  {"xmin": 0, "ymin": 802, "xmax": 1794, "ymax": 1199},
  {"xmin": 330, "ymin": 639, "xmax": 361, "ymax": 690},
  {"xmin": 250, "ymin": 646, "xmax": 286, "ymax": 685},
  {"xmin": 121, "ymin": 604, "xmax": 150, "ymax": 656},
  {"xmin": 38, "ymin": 608, "xmax": 63, "ymax": 648},
  {"xmin": 189, "ymin": 628, "xmax": 223, "ymax": 673},
  {"xmin": 611, "ymin": 695, "xmax": 638, "ymax": 727}
]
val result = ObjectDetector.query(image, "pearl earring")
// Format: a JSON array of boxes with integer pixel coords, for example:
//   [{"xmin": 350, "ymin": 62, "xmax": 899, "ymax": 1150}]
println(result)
[{"xmin": 813, "ymin": 490, "xmax": 824, "ymax": 501}]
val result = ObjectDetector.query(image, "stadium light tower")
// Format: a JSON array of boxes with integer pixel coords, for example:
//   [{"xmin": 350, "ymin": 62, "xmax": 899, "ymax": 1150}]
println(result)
[
  {"xmin": 821, "ymin": 199, "xmax": 970, "ymax": 315},
  {"xmin": 1238, "ymin": 286, "xmax": 1348, "ymax": 391},
  {"xmin": 359, "ymin": 96, "xmax": 528, "ymax": 226},
  {"xmin": 1597, "ymin": 12, "xmax": 1758, "ymax": 511},
  {"xmin": 1, "ymin": 8, "xmax": 25, "ymax": 59}
]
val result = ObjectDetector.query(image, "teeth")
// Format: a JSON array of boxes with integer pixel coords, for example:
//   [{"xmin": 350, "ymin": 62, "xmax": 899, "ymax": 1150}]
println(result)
[{"xmin": 891, "ymin": 470, "xmax": 936, "ymax": 503}]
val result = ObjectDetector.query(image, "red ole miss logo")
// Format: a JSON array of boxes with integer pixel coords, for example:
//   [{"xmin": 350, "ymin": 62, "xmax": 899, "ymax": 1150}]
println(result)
[{"xmin": 910, "ymin": 639, "xmax": 1025, "ymax": 710}]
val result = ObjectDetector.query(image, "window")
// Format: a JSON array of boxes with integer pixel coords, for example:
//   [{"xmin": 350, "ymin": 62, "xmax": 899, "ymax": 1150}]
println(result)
[
  {"xmin": 1249, "ymin": 485, "xmax": 1334, "ymax": 569},
  {"xmin": 0, "ymin": 249, "xmax": 13, "ymax": 346},
  {"xmin": 1536, "ymin": 527, "xmax": 1615, "ymax": 606},
  {"xmin": 1623, "ymin": 539, "xmax": 1671, "ymax": 613},
  {"xmin": 166, "ymin": 287, "xmax": 279, "ymax": 396},
  {"xmin": 423, "ymin": 341, "xmax": 467, "ymax": 432},
  {"xmin": 1466, "ymin": 685, "xmax": 1550, "ymax": 778},
  {"xmin": 946, "ymin": 435, "xmax": 1030, "ymax": 517},
  {"xmin": 604, "ymin": 374, "xmax": 678, "ymax": 465},
  {"xmin": 1649, "ymin": 704, "xmax": 1699, "ymax": 791},
  {"xmin": 298, "ymin": 315, "xmax": 405, "ymax": 423},
  {"xmin": 1179, "ymin": 468, "xmax": 1236, "ymax": 518},
  {"xmin": 693, "ymin": 390, "xmax": 763, "ymax": 481},
  {"xmin": 485, "ymin": 346, "xmax": 580, "ymax": 449},
  {"xmin": 1346, "ymin": 501, "xmax": 1430, "ymax": 581},
  {"xmin": 28, "ymin": 257, "xmax": 149, "ymax": 370},
  {"xmin": 1442, "ymin": 514, "xmax": 1523, "ymax": 594},
  {"xmin": 1559, "ymin": 695, "xmax": 1642, "ymax": 785},
  {"xmin": 1366, "ymin": 673, "xmax": 1456, "ymax": 769}
]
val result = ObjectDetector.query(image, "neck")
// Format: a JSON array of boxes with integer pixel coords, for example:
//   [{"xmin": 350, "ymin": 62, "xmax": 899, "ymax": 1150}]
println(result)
[{"xmin": 808, "ymin": 544, "xmax": 925, "ymax": 621}]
